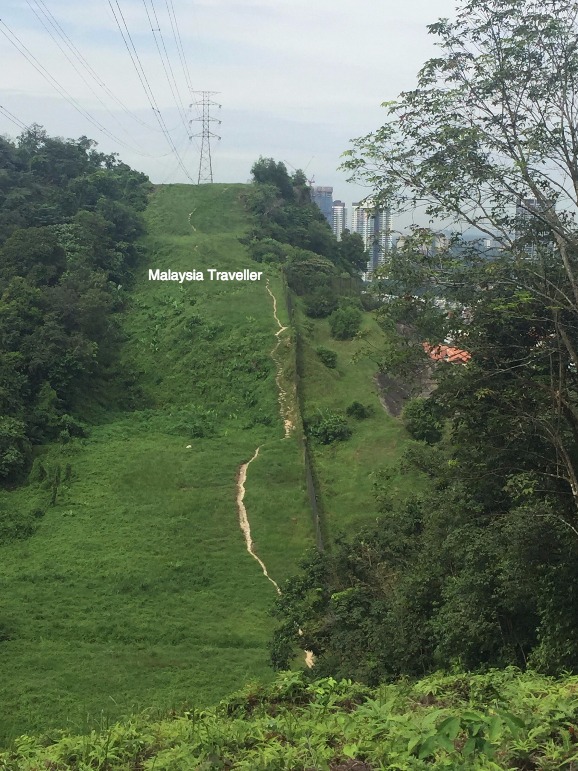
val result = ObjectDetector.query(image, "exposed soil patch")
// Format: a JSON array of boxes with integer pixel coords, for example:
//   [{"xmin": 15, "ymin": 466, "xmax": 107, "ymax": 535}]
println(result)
[
  {"xmin": 236, "ymin": 447, "xmax": 280, "ymax": 594},
  {"xmin": 375, "ymin": 368, "xmax": 436, "ymax": 417},
  {"xmin": 374, "ymin": 372, "xmax": 411, "ymax": 417},
  {"xmin": 265, "ymin": 280, "xmax": 294, "ymax": 438}
]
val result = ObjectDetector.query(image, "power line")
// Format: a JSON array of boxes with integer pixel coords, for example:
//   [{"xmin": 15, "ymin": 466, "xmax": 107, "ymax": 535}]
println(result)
[
  {"xmin": 0, "ymin": 18, "xmax": 166, "ymax": 157},
  {"xmin": 25, "ymin": 0, "xmax": 163, "ymax": 157},
  {"xmin": 0, "ymin": 105, "xmax": 30, "ymax": 132},
  {"xmin": 165, "ymin": 0, "xmax": 195, "ymax": 98},
  {"xmin": 162, "ymin": 0, "xmax": 201, "ymax": 150},
  {"xmin": 190, "ymin": 91, "xmax": 221, "ymax": 184},
  {"xmin": 31, "ymin": 0, "xmax": 173, "ymax": 135},
  {"xmin": 159, "ymin": 129, "xmax": 194, "ymax": 184},
  {"xmin": 108, "ymin": 0, "xmax": 193, "ymax": 181},
  {"xmin": 141, "ymin": 0, "xmax": 190, "ymax": 136}
]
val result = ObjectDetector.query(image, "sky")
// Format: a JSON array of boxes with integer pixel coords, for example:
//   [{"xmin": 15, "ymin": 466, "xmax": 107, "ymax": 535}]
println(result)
[{"xmin": 0, "ymin": 0, "xmax": 459, "ymax": 223}]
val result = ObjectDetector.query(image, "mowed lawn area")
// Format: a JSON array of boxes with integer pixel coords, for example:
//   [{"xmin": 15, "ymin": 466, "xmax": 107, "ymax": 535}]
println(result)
[{"xmin": 0, "ymin": 184, "xmax": 312, "ymax": 744}]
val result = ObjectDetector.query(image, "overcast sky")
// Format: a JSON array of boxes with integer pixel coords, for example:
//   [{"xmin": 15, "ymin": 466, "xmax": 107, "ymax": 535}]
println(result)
[{"xmin": 0, "ymin": 0, "xmax": 459, "ymax": 222}]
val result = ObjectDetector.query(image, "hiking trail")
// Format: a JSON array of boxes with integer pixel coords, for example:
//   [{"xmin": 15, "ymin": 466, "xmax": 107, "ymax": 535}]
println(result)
[
  {"xmin": 236, "ymin": 447, "xmax": 281, "ymax": 595},
  {"xmin": 265, "ymin": 279, "xmax": 293, "ymax": 437},
  {"xmin": 234, "ymin": 280, "xmax": 313, "ymax": 668}
]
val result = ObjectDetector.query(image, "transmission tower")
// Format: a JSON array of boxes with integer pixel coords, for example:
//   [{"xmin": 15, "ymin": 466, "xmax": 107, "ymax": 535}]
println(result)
[{"xmin": 190, "ymin": 91, "xmax": 221, "ymax": 184}]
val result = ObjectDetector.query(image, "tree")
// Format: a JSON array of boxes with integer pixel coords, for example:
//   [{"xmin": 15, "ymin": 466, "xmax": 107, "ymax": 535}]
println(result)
[
  {"xmin": 342, "ymin": 0, "xmax": 578, "ymax": 519},
  {"xmin": 270, "ymin": 0, "xmax": 578, "ymax": 680},
  {"xmin": 337, "ymin": 230, "xmax": 368, "ymax": 273},
  {"xmin": 250, "ymin": 157, "xmax": 294, "ymax": 201},
  {"xmin": 0, "ymin": 417, "xmax": 30, "ymax": 480},
  {"xmin": 402, "ymin": 397, "xmax": 443, "ymax": 443},
  {"xmin": 329, "ymin": 306, "xmax": 362, "ymax": 340}
]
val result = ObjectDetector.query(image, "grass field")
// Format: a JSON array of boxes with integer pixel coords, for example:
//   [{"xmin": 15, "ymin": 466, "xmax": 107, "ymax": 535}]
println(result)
[
  {"xmin": 0, "ymin": 184, "xmax": 312, "ymax": 745},
  {"xmin": 297, "ymin": 304, "xmax": 425, "ymax": 537}
]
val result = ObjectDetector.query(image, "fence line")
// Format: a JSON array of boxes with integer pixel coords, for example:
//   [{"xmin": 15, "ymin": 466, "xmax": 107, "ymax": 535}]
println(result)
[{"xmin": 282, "ymin": 274, "xmax": 326, "ymax": 552}]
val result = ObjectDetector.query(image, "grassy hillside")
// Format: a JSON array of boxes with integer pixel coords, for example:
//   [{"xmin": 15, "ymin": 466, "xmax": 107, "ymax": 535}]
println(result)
[
  {"xmin": 2, "ymin": 668, "xmax": 576, "ymax": 769},
  {"xmin": 0, "ymin": 184, "xmax": 312, "ymax": 745},
  {"xmin": 296, "ymin": 305, "xmax": 424, "ymax": 538}
]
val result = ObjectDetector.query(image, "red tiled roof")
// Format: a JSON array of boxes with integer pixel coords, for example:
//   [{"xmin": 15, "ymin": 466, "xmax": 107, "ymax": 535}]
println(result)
[{"xmin": 423, "ymin": 342, "xmax": 471, "ymax": 364}]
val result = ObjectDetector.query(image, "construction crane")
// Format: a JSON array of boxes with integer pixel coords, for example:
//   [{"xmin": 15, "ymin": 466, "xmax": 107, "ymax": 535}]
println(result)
[{"xmin": 283, "ymin": 156, "xmax": 316, "ymax": 187}]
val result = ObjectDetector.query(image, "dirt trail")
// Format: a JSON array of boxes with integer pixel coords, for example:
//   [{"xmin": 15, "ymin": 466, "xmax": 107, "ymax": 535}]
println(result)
[
  {"xmin": 234, "ymin": 281, "xmax": 314, "ymax": 668},
  {"xmin": 236, "ymin": 447, "xmax": 281, "ymax": 595},
  {"xmin": 265, "ymin": 280, "xmax": 293, "ymax": 437}
]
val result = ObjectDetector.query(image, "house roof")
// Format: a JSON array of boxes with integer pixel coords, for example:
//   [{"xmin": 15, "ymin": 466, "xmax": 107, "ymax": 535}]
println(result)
[{"xmin": 423, "ymin": 342, "xmax": 471, "ymax": 364}]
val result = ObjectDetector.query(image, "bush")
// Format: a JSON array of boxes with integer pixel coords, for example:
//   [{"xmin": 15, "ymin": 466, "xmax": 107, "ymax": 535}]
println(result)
[
  {"xmin": 316, "ymin": 347, "xmax": 337, "ymax": 368},
  {"xmin": 402, "ymin": 397, "xmax": 443, "ymax": 444},
  {"xmin": 305, "ymin": 411, "xmax": 351, "ymax": 444},
  {"xmin": 346, "ymin": 401, "xmax": 373, "ymax": 419},
  {"xmin": 329, "ymin": 307, "xmax": 362, "ymax": 340},
  {"xmin": 360, "ymin": 291, "xmax": 381, "ymax": 311},
  {"xmin": 304, "ymin": 288, "xmax": 338, "ymax": 319},
  {"xmin": 0, "ymin": 417, "xmax": 30, "ymax": 480}
]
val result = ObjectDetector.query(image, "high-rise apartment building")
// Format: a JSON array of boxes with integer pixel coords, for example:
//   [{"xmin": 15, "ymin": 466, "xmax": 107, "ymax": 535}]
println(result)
[
  {"xmin": 515, "ymin": 197, "xmax": 553, "ymax": 257},
  {"xmin": 332, "ymin": 200, "xmax": 347, "ymax": 240},
  {"xmin": 351, "ymin": 200, "xmax": 392, "ymax": 277},
  {"xmin": 310, "ymin": 186, "xmax": 333, "ymax": 225}
]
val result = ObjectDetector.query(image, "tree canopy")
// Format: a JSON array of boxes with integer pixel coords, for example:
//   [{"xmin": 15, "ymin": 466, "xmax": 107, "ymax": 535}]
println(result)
[
  {"xmin": 0, "ymin": 127, "xmax": 151, "ymax": 481},
  {"xmin": 272, "ymin": 0, "xmax": 578, "ymax": 680}
]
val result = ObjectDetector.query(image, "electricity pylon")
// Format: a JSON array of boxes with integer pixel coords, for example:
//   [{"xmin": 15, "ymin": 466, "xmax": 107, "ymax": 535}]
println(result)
[{"xmin": 190, "ymin": 91, "xmax": 221, "ymax": 184}]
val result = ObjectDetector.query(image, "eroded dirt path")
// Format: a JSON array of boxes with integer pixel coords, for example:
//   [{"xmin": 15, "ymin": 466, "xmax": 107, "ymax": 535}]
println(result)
[
  {"xmin": 236, "ymin": 447, "xmax": 281, "ymax": 595},
  {"xmin": 265, "ymin": 280, "xmax": 293, "ymax": 437},
  {"xmin": 234, "ymin": 281, "xmax": 313, "ymax": 668}
]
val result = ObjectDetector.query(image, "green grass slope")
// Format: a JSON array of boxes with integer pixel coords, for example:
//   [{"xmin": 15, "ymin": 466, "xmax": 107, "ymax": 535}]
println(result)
[
  {"xmin": 2, "ymin": 668, "xmax": 577, "ymax": 769},
  {"xmin": 297, "ymin": 307, "xmax": 424, "ymax": 538},
  {"xmin": 0, "ymin": 184, "xmax": 312, "ymax": 745}
]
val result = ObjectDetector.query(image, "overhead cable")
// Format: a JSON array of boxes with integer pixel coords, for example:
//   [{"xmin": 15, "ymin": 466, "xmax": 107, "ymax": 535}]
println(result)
[
  {"xmin": 0, "ymin": 104, "xmax": 30, "ymax": 131},
  {"xmin": 108, "ymin": 0, "xmax": 193, "ymax": 181},
  {"xmin": 141, "ymin": 0, "xmax": 190, "ymax": 135},
  {"xmin": 0, "ymin": 18, "xmax": 173, "ymax": 158},
  {"xmin": 26, "ymin": 0, "xmax": 161, "ymax": 156},
  {"xmin": 33, "ymin": 0, "xmax": 175, "ymax": 135}
]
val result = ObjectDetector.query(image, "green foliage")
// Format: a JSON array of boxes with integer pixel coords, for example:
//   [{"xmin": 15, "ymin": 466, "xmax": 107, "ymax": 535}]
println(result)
[
  {"xmin": 3, "ymin": 668, "xmax": 578, "ymax": 769},
  {"xmin": 243, "ymin": 155, "xmax": 366, "ymax": 337},
  {"xmin": 337, "ymin": 229, "xmax": 368, "ymax": 272},
  {"xmin": 322, "ymin": 0, "xmax": 578, "ymax": 682},
  {"xmin": 0, "ymin": 503, "xmax": 38, "ymax": 544},
  {"xmin": 315, "ymin": 347, "xmax": 337, "ymax": 369},
  {"xmin": 0, "ymin": 128, "xmax": 151, "ymax": 475},
  {"xmin": 304, "ymin": 287, "xmax": 338, "ymax": 318},
  {"xmin": 346, "ymin": 401, "xmax": 373, "ymax": 420},
  {"xmin": 284, "ymin": 251, "xmax": 336, "ymax": 295},
  {"xmin": 329, "ymin": 306, "xmax": 362, "ymax": 340},
  {"xmin": 0, "ymin": 417, "xmax": 30, "ymax": 480},
  {"xmin": 250, "ymin": 157, "xmax": 294, "ymax": 201},
  {"xmin": 402, "ymin": 397, "xmax": 443, "ymax": 443},
  {"xmin": 305, "ymin": 410, "xmax": 352, "ymax": 444},
  {"xmin": 273, "ymin": 432, "xmax": 578, "ymax": 680}
]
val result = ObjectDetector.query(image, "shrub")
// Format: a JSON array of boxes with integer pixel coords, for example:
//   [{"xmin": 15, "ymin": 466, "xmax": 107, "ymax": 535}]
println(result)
[
  {"xmin": 329, "ymin": 307, "xmax": 362, "ymax": 340},
  {"xmin": 0, "ymin": 417, "xmax": 30, "ymax": 480},
  {"xmin": 304, "ymin": 288, "xmax": 338, "ymax": 319},
  {"xmin": 316, "ymin": 347, "xmax": 337, "ymax": 368},
  {"xmin": 402, "ymin": 397, "xmax": 443, "ymax": 444},
  {"xmin": 360, "ymin": 291, "xmax": 381, "ymax": 311},
  {"xmin": 346, "ymin": 401, "xmax": 373, "ymax": 419},
  {"xmin": 305, "ymin": 411, "xmax": 351, "ymax": 444}
]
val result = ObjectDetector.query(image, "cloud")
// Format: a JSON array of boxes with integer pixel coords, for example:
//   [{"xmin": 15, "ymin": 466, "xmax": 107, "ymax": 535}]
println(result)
[{"xmin": 0, "ymin": 0, "xmax": 459, "ymax": 211}]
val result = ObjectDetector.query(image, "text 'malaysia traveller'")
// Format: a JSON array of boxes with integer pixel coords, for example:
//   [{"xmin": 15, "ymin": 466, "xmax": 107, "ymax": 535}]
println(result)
[{"xmin": 148, "ymin": 269, "xmax": 263, "ymax": 283}]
